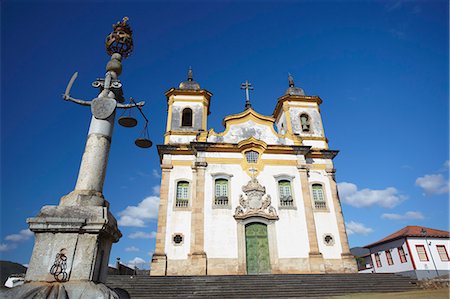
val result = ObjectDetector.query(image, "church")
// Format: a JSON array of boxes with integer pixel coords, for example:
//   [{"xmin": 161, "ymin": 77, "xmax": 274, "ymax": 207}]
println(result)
[{"xmin": 150, "ymin": 69, "xmax": 357, "ymax": 275}]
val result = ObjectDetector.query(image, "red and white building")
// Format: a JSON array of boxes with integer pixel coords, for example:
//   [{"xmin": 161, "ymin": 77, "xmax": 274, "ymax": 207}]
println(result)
[{"xmin": 363, "ymin": 226, "xmax": 450, "ymax": 280}]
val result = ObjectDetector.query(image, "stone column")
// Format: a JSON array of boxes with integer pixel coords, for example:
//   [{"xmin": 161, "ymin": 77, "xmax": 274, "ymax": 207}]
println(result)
[
  {"xmin": 151, "ymin": 162, "xmax": 173, "ymax": 276},
  {"xmin": 298, "ymin": 164, "xmax": 323, "ymax": 272},
  {"xmin": 187, "ymin": 160, "xmax": 207, "ymax": 275},
  {"xmin": 5, "ymin": 56, "xmax": 124, "ymax": 299},
  {"xmin": 325, "ymin": 168, "xmax": 357, "ymax": 272}
]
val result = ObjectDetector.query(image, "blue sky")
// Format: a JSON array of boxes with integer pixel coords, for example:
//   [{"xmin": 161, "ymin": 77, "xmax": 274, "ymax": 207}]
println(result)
[{"xmin": 1, "ymin": 1, "xmax": 448, "ymax": 269}]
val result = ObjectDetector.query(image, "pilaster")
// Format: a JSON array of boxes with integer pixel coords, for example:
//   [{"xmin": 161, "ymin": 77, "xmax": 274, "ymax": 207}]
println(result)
[
  {"xmin": 150, "ymin": 162, "xmax": 173, "ymax": 276},
  {"xmin": 187, "ymin": 159, "xmax": 207, "ymax": 275},
  {"xmin": 297, "ymin": 164, "xmax": 323, "ymax": 272},
  {"xmin": 325, "ymin": 168, "xmax": 357, "ymax": 272}
]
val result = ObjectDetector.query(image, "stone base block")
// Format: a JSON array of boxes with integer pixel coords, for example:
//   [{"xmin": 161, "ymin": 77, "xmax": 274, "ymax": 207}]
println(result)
[
  {"xmin": 308, "ymin": 252, "xmax": 324, "ymax": 273},
  {"xmin": 150, "ymin": 253, "xmax": 167, "ymax": 276},
  {"xmin": 186, "ymin": 252, "xmax": 207, "ymax": 275},
  {"xmin": 272, "ymin": 258, "xmax": 311, "ymax": 274},
  {"xmin": 1, "ymin": 281, "xmax": 127, "ymax": 299},
  {"xmin": 207, "ymin": 258, "xmax": 240, "ymax": 275},
  {"xmin": 340, "ymin": 253, "xmax": 358, "ymax": 273},
  {"xmin": 25, "ymin": 205, "xmax": 121, "ymax": 284}
]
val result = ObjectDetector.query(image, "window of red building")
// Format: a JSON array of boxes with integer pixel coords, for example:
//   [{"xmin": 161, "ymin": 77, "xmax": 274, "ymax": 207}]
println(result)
[{"xmin": 398, "ymin": 247, "xmax": 407, "ymax": 263}]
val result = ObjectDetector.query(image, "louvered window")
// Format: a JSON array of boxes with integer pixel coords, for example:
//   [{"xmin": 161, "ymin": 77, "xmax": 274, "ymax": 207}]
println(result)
[
  {"xmin": 279, "ymin": 180, "xmax": 293, "ymax": 207},
  {"xmin": 312, "ymin": 184, "xmax": 326, "ymax": 209},
  {"xmin": 176, "ymin": 181, "xmax": 189, "ymax": 207},
  {"xmin": 214, "ymin": 179, "xmax": 229, "ymax": 206}
]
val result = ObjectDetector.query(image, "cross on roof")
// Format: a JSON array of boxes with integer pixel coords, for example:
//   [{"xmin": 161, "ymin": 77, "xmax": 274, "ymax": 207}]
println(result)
[{"xmin": 240, "ymin": 80, "xmax": 254, "ymax": 110}]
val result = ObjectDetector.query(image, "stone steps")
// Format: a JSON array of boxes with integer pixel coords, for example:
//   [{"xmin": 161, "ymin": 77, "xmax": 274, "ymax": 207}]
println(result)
[{"xmin": 107, "ymin": 273, "xmax": 418, "ymax": 298}]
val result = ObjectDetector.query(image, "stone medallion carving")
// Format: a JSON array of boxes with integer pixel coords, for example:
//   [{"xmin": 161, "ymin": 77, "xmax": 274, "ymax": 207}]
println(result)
[
  {"xmin": 91, "ymin": 97, "xmax": 117, "ymax": 119},
  {"xmin": 234, "ymin": 178, "xmax": 278, "ymax": 220}
]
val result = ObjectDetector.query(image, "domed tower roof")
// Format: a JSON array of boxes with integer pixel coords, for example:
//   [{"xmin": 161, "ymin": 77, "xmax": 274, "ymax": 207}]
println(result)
[
  {"xmin": 178, "ymin": 67, "xmax": 200, "ymax": 90},
  {"xmin": 285, "ymin": 73, "xmax": 305, "ymax": 96}
]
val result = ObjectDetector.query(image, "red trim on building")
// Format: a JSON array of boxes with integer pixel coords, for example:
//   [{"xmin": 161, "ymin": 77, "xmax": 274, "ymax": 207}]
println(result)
[
  {"xmin": 369, "ymin": 253, "xmax": 377, "ymax": 273},
  {"xmin": 386, "ymin": 250, "xmax": 394, "ymax": 265},
  {"xmin": 398, "ymin": 246, "xmax": 407, "ymax": 263},
  {"xmin": 374, "ymin": 252, "xmax": 382, "ymax": 267},
  {"xmin": 405, "ymin": 238, "xmax": 416, "ymax": 270}
]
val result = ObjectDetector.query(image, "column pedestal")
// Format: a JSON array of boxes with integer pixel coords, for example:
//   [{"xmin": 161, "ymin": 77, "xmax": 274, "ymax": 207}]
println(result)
[
  {"xmin": 186, "ymin": 252, "xmax": 207, "ymax": 275},
  {"xmin": 150, "ymin": 253, "xmax": 167, "ymax": 276},
  {"xmin": 2, "ymin": 204, "xmax": 122, "ymax": 298},
  {"xmin": 308, "ymin": 252, "xmax": 324, "ymax": 273}
]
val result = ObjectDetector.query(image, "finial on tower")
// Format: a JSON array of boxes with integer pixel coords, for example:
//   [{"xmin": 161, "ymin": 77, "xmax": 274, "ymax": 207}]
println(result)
[
  {"xmin": 106, "ymin": 17, "xmax": 134, "ymax": 58},
  {"xmin": 285, "ymin": 73, "xmax": 305, "ymax": 96},
  {"xmin": 188, "ymin": 66, "xmax": 193, "ymax": 81},
  {"xmin": 288, "ymin": 73, "xmax": 295, "ymax": 87},
  {"xmin": 179, "ymin": 66, "xmax": 200, "ymax": 90}
]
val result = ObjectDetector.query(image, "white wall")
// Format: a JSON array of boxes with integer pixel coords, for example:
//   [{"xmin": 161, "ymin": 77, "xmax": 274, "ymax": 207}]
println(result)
[
  {"xmin": 288, "ymin": 107, "xmax": 324, "ymax": 138},
  {"xmin": 165, "ymin": 166, "xmax": 193, "ymax": 259},
  {"xmin": 407, "ymin": 238, "xmax": 450, "ymax": 272},
  {"xmin": 309, "ymin": 169, "xmax": 342, "ymax": 259},
  {"xmin": 369, "ymin": 238, "xmax": 414, "ymax": 273}
]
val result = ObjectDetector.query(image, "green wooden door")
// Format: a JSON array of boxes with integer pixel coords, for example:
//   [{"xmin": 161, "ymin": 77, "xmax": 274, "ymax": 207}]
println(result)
[{"xmin": 245, "ymin": 223, "xmax": 271, "ymax": 274}]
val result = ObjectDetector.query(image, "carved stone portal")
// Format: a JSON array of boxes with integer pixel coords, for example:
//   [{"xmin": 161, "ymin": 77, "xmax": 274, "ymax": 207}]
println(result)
[{"xmin": 234, "ymin": 178, "xmax": 278, "ymax": 220}]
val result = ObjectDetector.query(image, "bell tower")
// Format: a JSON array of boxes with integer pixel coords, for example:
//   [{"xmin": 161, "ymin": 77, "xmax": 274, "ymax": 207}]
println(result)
[
  {"xmin": 273, "ymin": 74, "xmax": 328, "ymax": 149},
  {"xmin": 164, "ymin": 68, "xmax": 212, "ymax": 144}
]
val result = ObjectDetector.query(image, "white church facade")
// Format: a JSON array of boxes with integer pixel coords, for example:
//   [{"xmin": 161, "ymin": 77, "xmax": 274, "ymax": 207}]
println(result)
[{"xmin": 150, "ymin": 70, "xmax": 357, "ymax": 275}]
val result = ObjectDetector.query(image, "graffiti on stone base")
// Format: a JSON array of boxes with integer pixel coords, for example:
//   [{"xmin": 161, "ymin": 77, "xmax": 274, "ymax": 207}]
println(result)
[{"xmin": 49, "ymin": 249, "xmax": 68, "ymax": 282}]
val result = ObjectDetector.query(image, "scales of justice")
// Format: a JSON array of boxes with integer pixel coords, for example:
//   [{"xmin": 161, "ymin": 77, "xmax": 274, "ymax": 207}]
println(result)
[{"xmin": 3, "ymin": 17, "xmax": 147, "ymax": 298}]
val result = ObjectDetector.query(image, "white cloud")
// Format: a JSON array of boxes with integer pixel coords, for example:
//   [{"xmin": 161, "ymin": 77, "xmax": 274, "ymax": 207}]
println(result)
[
  {"xmin": 0, "ymin": 243, "xmax": 17, "ymax": 252},
  {"xmin": 22, "ymin": 264, "xmax": 29, "ymax": 268},
  {"xmin": 346, "ymin": 221, "xmax": 374, "ymax": 236},
  {"xmin": 125, "ymin": 246, "xmax": 140, "ymax": 252},
  {"xmin": 415, "ymin": 174, "xmax": 449, "ymax": 196},
  {"xmin": 127, "ymin": 257, "xmax": 146, "ymax": 269},
  {"xmin": 381, "ymin": 211, "xmax": 424, "ymax": 220},
  {"xmin": 152, "ymin": 169, "xmax": 161, "ymax": 179},
  {"xmin": 147, "ymin": 251, "xmax": 154, "ymax": 257},
  {"xmin": 118, "ymin": 196, "xmax": 159, "ymax": 227},
  {"xmin": 5, "ymin": 229, "xmax": 33, "ymax": 242},
  {"xmin": 128, "ymin": 231, "xmax": 157, "ymax": 239},
  {"xmin": 338, "ymin": 182, "xmax": 406, "ymax": 208}
]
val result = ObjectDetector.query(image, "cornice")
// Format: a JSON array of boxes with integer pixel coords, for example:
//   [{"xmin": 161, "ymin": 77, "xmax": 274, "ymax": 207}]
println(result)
[{"xmin": 273, "ymin": 95, "xmax": 322, "ymax": 120}]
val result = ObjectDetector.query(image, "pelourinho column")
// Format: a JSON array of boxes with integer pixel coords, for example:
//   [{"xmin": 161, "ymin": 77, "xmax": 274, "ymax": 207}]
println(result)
[
  {"xmin": 297, "ymin": 164, "xmax": 324, "ymax": 272},
  {"xmin": 3, "ymin": 18, "xmax": 142, "ymax": 299},
  {"xmin": 151, "ymin": 161, "xmax": 173, "ymax": 276},
  {"xmin": 325, "ymin": 168, "xmax": 357, "ymax": 272}
]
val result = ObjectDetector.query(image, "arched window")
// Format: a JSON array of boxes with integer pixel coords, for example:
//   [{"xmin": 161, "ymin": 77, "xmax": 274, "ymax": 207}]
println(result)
[
  {"xmin": 176, "ymin": 181, "xmax": 189, "ymax": 207},
  {"xmin": 278, "ymin": 180, "xmax": 293, "ymax": 207},
  {"xmin": 214, "ymin": 178, "xmax": 229, "ymax": 206},
  {"xmin": 300, "ymin": 113, "xmax": 310, "ymax": 132},
  {"xmin": 245, "ymin": 151, "xmax": 259, "ymax": 163},
  {"xmin": 181, "ymin": 108, "xmax": 193, "ymax": 127},
  {"xmin": 312, "ymin": 184, "xmax": 326, "ymax": 209}
]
